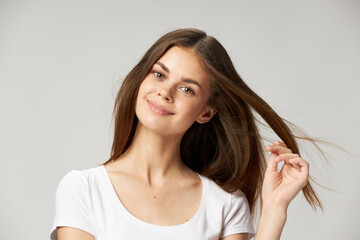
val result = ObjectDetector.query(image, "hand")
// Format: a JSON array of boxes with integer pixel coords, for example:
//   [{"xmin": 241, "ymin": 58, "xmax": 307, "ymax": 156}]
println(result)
[{"xmin": 262, "ymin": 140, "xmax": 309, "ymax": 209}]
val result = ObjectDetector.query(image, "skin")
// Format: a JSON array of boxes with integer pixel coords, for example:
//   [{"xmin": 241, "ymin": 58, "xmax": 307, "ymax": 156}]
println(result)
[{"xmin": 58, "ymin": 46, "xmax": 309, "ymax": 240}]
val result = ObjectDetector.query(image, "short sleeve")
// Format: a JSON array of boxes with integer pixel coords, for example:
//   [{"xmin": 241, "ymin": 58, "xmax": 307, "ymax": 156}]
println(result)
[
  {"xmin": 219, "ymin": 190, "xmax": 255, "ymax": 239},
  {"xmin": 50, "ymin": 170, "xmax": 95, "ymax": 240}
]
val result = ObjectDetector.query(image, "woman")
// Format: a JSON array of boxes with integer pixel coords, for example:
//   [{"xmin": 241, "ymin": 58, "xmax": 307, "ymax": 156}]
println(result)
[{"xmin": 50, "ymin": 28, "xmax": 321, "ymax": 240}]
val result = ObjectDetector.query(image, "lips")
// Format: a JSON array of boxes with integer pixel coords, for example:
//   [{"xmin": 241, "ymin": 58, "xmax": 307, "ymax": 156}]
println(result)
[{"xmin": 146, "ymin": 99, "xmax": 175, "ymax": 115}]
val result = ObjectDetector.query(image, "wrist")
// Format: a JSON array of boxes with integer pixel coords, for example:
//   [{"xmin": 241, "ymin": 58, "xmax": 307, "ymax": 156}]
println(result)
[
  {"xmin": 255, "ymin": 202, "xmax": 288, "ymax": 240},
  {"xmin": 261, "ymin": 200, "xmax": 288, "ymax": 224},
  {"xmin": 262, "ymin": 197, "xmax": 288, "ymax": 212},
  {"xmin": 260, "ymin": 204, "xmax": 287, "ymax": 224},
  {"xmin": 262, "ymin": 194, "xmax": 290, "ymax": 213}
]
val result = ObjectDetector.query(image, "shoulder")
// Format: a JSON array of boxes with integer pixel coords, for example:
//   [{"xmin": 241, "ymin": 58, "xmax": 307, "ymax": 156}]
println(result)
[
  {"xmin": 201, "ymin": 175, "xmax": 251, "ymax": 222},
  {"xmin": 230, "ymin": 190, "xmax": 250, "ymax": 208},
  {"xmin": 58, "ymin": 168, "xmax": 89, "ymax": 188},
  {"xmin": 60, "ymin": 169, "xmax": 88, "ymax": 184},
  {"xmin": 51, "ymin": 167, "xmax": 102, "ymax": 240},
  {"xmin": 200, "ymin": 175, "xmax": 255, "ymax": 238},
  {"xmin": 201, "ymin": 174, "xmax": 248, "ymax": 207},
  {"xmin": 55, "ymin": 166, "xmax": 103, "ymax": 196},
  {"xmin": 59, "ymin": 165, "xmax": 103, "ymax": 181}
]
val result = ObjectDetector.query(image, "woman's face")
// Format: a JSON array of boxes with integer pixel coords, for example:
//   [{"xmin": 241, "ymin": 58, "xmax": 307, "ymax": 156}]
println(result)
[{"xmin": 135, "ymin": 46, "xmax": 216, "ymax": 136}]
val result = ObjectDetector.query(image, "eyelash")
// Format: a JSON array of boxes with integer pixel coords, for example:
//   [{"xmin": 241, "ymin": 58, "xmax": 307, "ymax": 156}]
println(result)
[
  {"xmin": 152, "ymin": 71, "xmax": 195, "ymax": 95},
  {"xmin": 153, "ymin": 71, "xmax": 165, "ymax": 80},
  {"xmin": 180, "ymin": 86, "xmax": 194, "ymax": 95}
]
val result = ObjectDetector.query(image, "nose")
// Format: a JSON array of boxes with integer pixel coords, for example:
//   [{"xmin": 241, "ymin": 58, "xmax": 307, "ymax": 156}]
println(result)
[{"xmin": 157, "ymin": 84, "xmax": 174, "ymax": 102}]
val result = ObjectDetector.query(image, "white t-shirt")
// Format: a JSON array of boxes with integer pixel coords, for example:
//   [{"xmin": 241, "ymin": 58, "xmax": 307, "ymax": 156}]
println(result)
[{"xmin": 50, "ymin": 165, "xmax": 255, "ymax": 240}]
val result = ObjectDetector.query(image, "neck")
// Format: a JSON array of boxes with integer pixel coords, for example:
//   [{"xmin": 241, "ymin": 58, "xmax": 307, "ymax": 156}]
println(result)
[{"xmin": 113, "ymin": 123, "xmax": 190, "ymax": 186}]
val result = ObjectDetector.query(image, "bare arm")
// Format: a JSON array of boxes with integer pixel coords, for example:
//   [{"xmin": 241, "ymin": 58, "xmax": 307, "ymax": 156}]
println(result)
[
  {"xmin": 57, "ymin": 227, "xmax": 95, "ymax": 240},
  {"xmin": 221, "ymin": 233, "xmax": 249, "ymax": 240},
  {"xmin": 255, "ymin": 141, "xmax": 309, "ymax": 240}
]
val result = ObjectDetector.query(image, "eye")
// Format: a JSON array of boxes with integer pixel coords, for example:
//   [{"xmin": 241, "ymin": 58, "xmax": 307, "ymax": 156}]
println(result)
[
  {"xmin": 180, "ymin": 86, "xmax": 195, "ymax": 95},
  {"xmin": 153, "ymin": 71, "xmax": 165, "ymax": 80}
]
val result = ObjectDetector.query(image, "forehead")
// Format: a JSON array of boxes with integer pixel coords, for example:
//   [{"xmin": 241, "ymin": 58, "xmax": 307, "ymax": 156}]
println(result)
[{"xmin": 156, "ymin": 46, "xmax": 209, "ymax": 83}]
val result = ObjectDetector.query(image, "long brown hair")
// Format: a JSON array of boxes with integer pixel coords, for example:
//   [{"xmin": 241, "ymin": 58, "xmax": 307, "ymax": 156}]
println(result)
[{"xmin": 102, "ymin": 28, "xmax": 322, "ymax": 215}]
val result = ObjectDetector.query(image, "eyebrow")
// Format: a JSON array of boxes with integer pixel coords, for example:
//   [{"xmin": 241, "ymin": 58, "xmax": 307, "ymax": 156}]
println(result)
[{"xmin": 155, "ymin": 62, "xmax": 202, "ymax": 89}]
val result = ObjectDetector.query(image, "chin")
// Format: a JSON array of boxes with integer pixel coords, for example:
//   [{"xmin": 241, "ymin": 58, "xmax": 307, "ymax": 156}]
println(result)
[{"xmin": 136, "ymin": 117, "xmax": 187, "ymax": 137}]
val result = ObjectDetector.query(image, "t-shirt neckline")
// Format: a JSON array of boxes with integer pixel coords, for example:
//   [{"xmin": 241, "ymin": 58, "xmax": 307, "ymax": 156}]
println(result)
[{"xmin": 99, "ymin": 165, "xmax": 206, "ymax": 231}]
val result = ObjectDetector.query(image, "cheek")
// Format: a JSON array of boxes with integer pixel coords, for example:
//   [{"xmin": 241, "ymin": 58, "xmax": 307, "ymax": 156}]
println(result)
[
  {"xmin": 138, "ymin": 78, "xmax": 156, "ymax": 96},
  {"xmin": 135, "ymin": 78, "xmax": 155, "ymax": 110},
  {"xmin": 180, "ymin": 99, "xmax": 206, "ymax": 119}
]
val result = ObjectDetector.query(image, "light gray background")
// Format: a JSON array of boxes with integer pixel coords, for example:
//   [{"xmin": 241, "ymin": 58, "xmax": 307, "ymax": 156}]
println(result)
[{"xmin": 1, "ymin": 0, "xmax": 359, "ymax": 239}]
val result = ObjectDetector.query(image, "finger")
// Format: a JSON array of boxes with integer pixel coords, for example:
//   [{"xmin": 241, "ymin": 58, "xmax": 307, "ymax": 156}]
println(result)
[
  {"xmin": 274, "ymin": 153, "xmax": 302, "ymax": 172},
  {"xmin": 266, "ymin": 145, "xmax": 293, "ymax": 154},
  {"xmin": 289, "ymin": 157, "xmax": 310, "ymax": 176},
  {"xmin": 274, "ymin": 153, "xmax": 300, "ymax": 163},
  {"xmin": 289, "ymin": 158, "xmax": 309, "ymax": 187},
  {"xmin": 267, "ymin": 152, "xmax": 280, "ymax": 173}
]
